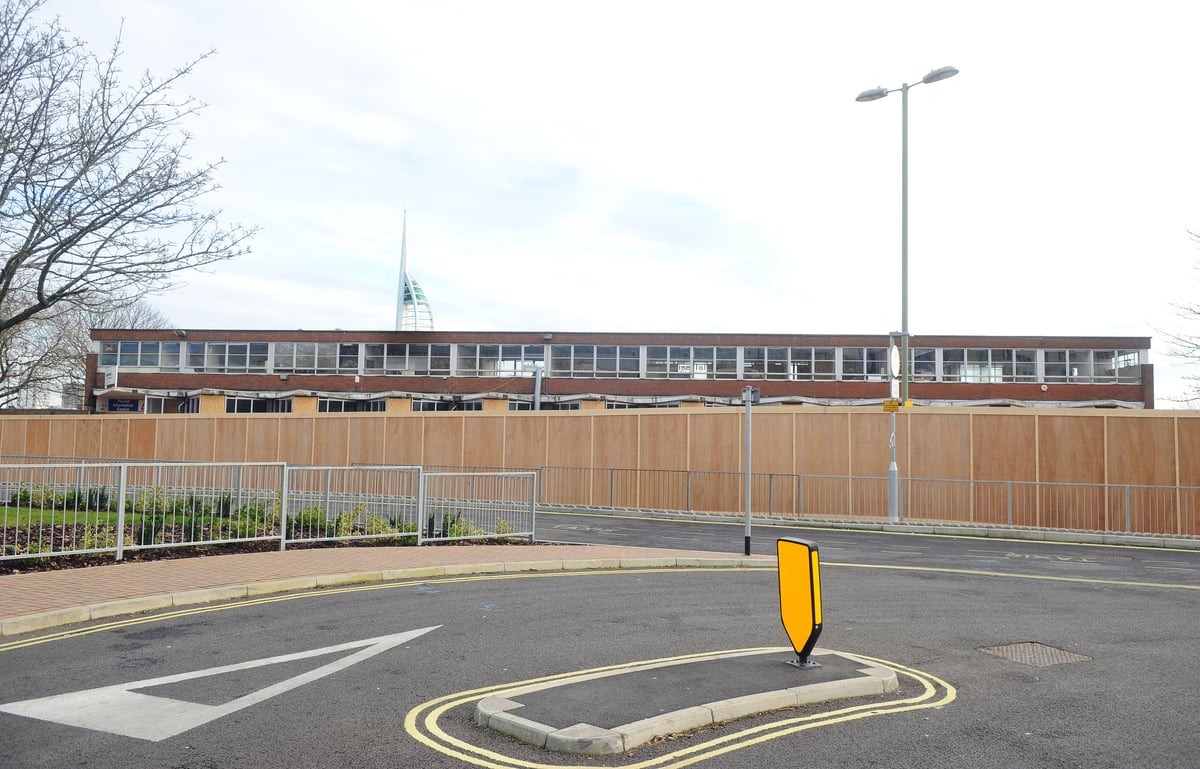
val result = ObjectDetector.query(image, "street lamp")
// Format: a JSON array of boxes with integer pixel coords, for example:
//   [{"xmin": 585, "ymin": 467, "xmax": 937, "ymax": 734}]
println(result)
[
  {"xmin": 859, "ymin": 66, "xmax": 958, "ymax": 524},
  {"xmin": 856, "ymin": 65, "xmax": 958, "ymax": 406}
]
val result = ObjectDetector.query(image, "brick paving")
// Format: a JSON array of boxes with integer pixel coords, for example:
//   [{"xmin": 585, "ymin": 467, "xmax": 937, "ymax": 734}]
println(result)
[{"xmin": 0, "ymin": 544, "xmax": 772, "ymax": 636}]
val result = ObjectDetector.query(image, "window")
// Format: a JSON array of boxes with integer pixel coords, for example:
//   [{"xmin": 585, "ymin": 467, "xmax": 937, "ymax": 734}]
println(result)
[
  {"xmin": 606, "ymin": 401, "xmax": 680, "ymax": 409},
  {"xmin": 99, "ymin": 342, "xmax": 118, "ymax": 367},
  {"xmin": 412, "ymin": 399, "xmax": 478, "ymax": 411},
  {"xmin": 1116, "ymin": 350, "xmax": 1141, "ymax": 383},
  {"xmin": 943, "ymin": 349, "xmax": 965, "ymax": 382},
  {"xmin": 842, "ymin": 348, "xmax": 864, "ymax": 380},
  {"xmin": 743, "ymin": 347, "xmax": 765, "ymax": 379},
  {"xmin": 178, "ymin": 397, "xmax": 201, "ymax": 413},
  {"xmin": 541, "ymin": 401, "xmax": 581, "ymax": 410},
  {"xmin": 766, "ymin": 348, "xmax": 789, "ymax": 380},
  {"xmin": 318, "ymin": 398, "xmax": 386, "ymax": 412},
  {"xmin": 1014, "ymin": 350, "xmax": 1037, "ymax": 381},
  {"xmin": 554, "ymin": 345, "xmax": 637, "ymax": 378},
  {"xmin": 508, "ymin": 400, "xmax": 533, "ymax": 411},
  {"xmin": 789, "ymin": 348, "xmax": 835, "ymax": 380},
  {"xmin": 912, "ymin": 348, "xmax": 936, "ymax": 381},
  {"xmin": 225, "ymin": 397, "xmax": 293, "ymax": 413},
  {"xmin": 1044, "ymin": 350, "xmax": 1068, "ymax": 381},
  {"xmin": 715, "ymin": 347, "xmax": 738, "ymax": 379}
]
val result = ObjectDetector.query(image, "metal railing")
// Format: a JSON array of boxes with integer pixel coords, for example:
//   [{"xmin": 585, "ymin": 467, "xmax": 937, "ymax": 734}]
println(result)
[
  {"xmin": 283, "ymin": 465, "xmax": 421, "ymax": 545},
  {"xmin": 418, "ymin": 472, "xmax": 537, "ymax": 543},
  {"xmin": 538, "ymin": 466, "xmax": 1200, "ymax": 538},
  {"xmin": 0, "ymin": 462, "xmax": 286, "ymax": 562},
  {"xmin": 1, "ymin": 463, "xmax": 536, "ymax": 563}
]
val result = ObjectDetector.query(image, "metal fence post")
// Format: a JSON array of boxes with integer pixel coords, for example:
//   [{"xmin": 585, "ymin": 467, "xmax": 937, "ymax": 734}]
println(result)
[
  {"xmin": 417, "ymin": 471, "xmax": 427, "ymax": 545},
  {"xmin": 280, "ymin": 466, "xmax": 290, "ymax": 551},
  {"xmin": 1125, "ymin": 484, "xmax": 1132, "ymax": 533},
  {"xmin": 1007, "ymin": 481, "xmax": 1013, "ymax": 527},
  {"xmin": 115, "ymin": 464, "xmax": 128, "ymax": 561}
]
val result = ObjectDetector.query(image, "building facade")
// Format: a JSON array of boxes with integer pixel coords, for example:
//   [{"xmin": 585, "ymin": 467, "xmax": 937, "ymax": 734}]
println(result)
[{"xmin": 82, "ymin": 330, "xmax": 1155, "ymax": 414}]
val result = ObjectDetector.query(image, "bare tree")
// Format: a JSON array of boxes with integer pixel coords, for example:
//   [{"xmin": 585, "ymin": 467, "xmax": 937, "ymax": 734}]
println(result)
[
  {"xmin": 0, "ymin": 0, "xmax": 253, "ymax": 344},
  {"xmin": 0, "ymin": 292, "xmax": 170, "ymax": 407},
  {"xmin": 1161, "ymin": 230, "xmax": 1200, "ymax": 405}
]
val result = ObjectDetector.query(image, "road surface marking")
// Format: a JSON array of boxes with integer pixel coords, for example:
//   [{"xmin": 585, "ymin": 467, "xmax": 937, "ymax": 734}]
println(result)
[{"xmin": 0, "ymin": 626, "xmax": 438, "ymax": 741}]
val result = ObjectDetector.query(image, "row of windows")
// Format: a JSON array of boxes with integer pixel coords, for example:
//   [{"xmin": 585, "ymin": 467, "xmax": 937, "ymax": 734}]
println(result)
[{"xmin": 98, "ymin": 341, "xmax": 1145, "ymax": 384}]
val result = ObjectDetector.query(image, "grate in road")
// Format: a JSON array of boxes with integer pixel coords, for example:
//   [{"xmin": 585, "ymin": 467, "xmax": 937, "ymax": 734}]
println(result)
[{"xmin": 979, "ymin": 642, "xmax": 1093, "ymax": 667}]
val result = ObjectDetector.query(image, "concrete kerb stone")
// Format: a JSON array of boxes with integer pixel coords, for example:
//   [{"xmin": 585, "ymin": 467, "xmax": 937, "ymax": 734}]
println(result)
[
  {"xmin": 559, "ymin": 558, "xmax": 623, "ymax": 571},
  {"xmin": 614, "ymin": 706, "xmax": 716, "ymax": 753},
  {"xmin": 244, "ymin": 576, "xmax": 319, "ymax": 596},
  {"xmin": 502, "ymin": 560, "xmax": 567, "ymax": 573},
  {"xmin": 0, "ymin": 606, "xmax": 91, "ymax": 637},
  {"xmin": 379, "ymin": 566, "xmax": 447, "ymax": 581},
  {"xmin": 88, "ymin": 595, "xmax": 174, "ymax": 620},
  {"xmin": 314, "ymin": 571, "xmax": 384, "ymax": 587},
  {"xmin": 170, "ymin": 585, "xmax": 250, "ymax": 607},
  {"xmin": 546, "ymin": 723, "xmax": 625, "ymax": 755}
]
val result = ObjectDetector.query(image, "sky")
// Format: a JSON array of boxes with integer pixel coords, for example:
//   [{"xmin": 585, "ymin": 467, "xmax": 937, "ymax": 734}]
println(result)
[{"xmin": 42, "ymin": 0, "xmax": 1200, "ymax": 405}]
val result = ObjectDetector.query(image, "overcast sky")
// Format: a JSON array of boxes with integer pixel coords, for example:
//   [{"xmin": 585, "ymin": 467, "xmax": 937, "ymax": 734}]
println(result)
[{"xmin": 44, "ymin": 1, "xmax": 1200, "ymax": 405}]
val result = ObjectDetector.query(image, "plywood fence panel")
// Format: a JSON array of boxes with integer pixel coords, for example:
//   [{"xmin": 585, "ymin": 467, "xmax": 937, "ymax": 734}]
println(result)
[
  {"xmin": 1038, "ymin": 415, "xmax": 1105, "ymax": 484},
  {"xmin": 1177, "ymin": 417, "xmax": 1200, "ymax": 487},
  {"xmin": 848, "ymin": 412, "xmax": 891, "ymax": 480},
  {"xmin": 689, "ymin": 412, "xmax": 739, "ymax": 472},
  {"xmin": 213, "ymin": 418, "xmax": 248, "ymax": 463},
  {"xmin": 973, "ymin": 414, "xmax": 1037, "ymax": 482},
  {"xmin": 1106, "ymin": 417, "xmax": 1177, "ymax": 486},
  {"xmin": 422, "ymin": 415, "xmax": 465, "ymax": 468},
  {"xmin": 312, "ymin": 417, "xmax": 350, "ymax": 466},
  {"xmin": 74, "ymin": 418, "xmax": 102, "ymax": 459},
  {"xmin": 639, "ymin": 412, "xmax": 689, "ymax": 471},
  {"xmin": 382, "ymin": 415, "xmax": 424, "ymax": 466},
  {"xmin": 99, "ymin": 418, "xmax": 130, "ymax": 460},
  {"xmin": 544, "ymin": 414, "xmax": 590, "ymax": 469},
  {"xmin": 504, "ymin": 415, "xmax": 549, "ymax": 470},
  {"xmin": 796, "ymin": 412, "xmax": 850, "ymax": 476},
  {"xmin": 128, "ymin": 418, "xmax": 158, "ymax": 459},
  {"xmin": 24, "ymin": 419, "xmax": 50, "ymax": 458},
  {"xmin": 910, "ymin": 412, "xmax": 971, "ymax": 481},
  {"xmin": 592, "ymin": 413, "xmax": 639, "ymax": 469},
  {"xmin": 276, "ymin": 417, "xmax": 315, "ymax": 466},
  {"xmin": 155, "ymin": 418, "xmax": 190, "ymax": 461},
  {"xmin": 245, "ymin": 417, "xmax": 282, "ymax": 463},
  {"xmin": 47, "ymin": 418, "xmax": 78, "ymax": 458},
  {"xmin": 462, "ymin": 414, "xmax": 506, "ymax": 469},
  {"xmin": 754, "ymin": 412, "xmax": 795, "ymax": 474},
  {"xmin": 0, "ymin": 419, "xmax": 25, "ymax": 457},
  {"xmin": 347, "ymin": 415, "xmax": 386, "ymax": 467}
]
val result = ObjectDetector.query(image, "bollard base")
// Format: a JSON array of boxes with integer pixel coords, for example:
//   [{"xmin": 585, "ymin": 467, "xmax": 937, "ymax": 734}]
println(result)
[{"xmin": 786, "ymin": 657, "xmax": 822, "ymax": 670}]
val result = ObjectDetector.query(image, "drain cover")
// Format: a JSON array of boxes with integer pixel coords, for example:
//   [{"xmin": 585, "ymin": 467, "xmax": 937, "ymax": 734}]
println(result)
[{"xmin": 979, "ymin": 642, "xmax": 1092, "ymax": 667}]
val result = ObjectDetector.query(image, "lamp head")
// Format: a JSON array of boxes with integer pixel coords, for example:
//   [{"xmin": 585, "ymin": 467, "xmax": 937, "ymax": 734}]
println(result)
[
  {"xmin": 921, "ymin": 66, "xmax": 959, "ymax": 84},
  {"xmin": 855, "ymin": 87, "xmax": 889, "ymax": 102}
]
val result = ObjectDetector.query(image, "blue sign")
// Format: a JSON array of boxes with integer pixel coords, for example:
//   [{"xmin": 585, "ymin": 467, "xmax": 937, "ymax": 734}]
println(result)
[{"xmin": 107, "ymin": 398, "xmax": 141, "ymax": 413}]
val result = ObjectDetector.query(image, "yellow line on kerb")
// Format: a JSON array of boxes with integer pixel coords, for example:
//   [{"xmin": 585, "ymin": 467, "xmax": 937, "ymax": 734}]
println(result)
[{"xmin": 403, "ymin": 650, "xmax": 955, "ymax": 769}]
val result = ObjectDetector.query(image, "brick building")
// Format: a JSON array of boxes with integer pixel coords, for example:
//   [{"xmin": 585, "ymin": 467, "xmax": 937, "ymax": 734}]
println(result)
[{"xmin": 84, "ymin": 329, "xmax": 1154, "ymax": 414}]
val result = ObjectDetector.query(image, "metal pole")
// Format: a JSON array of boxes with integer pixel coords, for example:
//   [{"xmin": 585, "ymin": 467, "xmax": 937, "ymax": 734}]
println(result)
[
  {"xmin": 888, "ymin": 333, "xmax": 899, "ymax": 524},
  {"xmin": 901, "ymin": 82, "xmax": 910, "ymax": 407},
  {"xmin": 743, "ymin": 385, "xmax": 753, "ymax": 555}
]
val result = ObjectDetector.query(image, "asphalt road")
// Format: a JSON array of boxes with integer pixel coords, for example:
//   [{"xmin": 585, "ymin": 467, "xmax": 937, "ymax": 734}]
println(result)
[{"xmin": 1, "ymin": 517, "xmax": 1198, "ymax": 769}]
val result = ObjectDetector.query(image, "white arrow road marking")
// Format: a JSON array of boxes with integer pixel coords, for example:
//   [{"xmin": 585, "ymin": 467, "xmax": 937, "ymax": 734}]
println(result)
[{"xmin": 0, "ymin": 626, "xmax": 439, "ymax": 742}]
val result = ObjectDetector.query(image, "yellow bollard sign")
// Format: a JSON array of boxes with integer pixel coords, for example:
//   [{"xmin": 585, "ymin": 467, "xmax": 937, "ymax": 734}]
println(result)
[{"xmin": 777, "ymin": 538, "xmax": 823, "ymax": 668}]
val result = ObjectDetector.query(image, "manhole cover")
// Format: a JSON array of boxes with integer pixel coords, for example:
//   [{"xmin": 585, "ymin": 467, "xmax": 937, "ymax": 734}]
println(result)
[{"xmin": 979, "ymin": 642, "xmax": 1092, "ymax": 667}]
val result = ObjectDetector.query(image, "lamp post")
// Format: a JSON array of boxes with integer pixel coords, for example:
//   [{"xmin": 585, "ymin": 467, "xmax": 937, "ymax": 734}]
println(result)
[
  {"xmin": 856, "ymin": 65, "xmax": 958, "ymax": 406},
  {"xmin": 858, "ymin": 66, "xmax": 958, "ymax": 524}
]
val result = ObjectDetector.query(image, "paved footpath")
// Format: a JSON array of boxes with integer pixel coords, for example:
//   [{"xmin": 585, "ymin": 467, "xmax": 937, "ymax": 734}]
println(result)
[{"xmin": 0, "ymin": 544, "xmax": 772, "ymax": 637}]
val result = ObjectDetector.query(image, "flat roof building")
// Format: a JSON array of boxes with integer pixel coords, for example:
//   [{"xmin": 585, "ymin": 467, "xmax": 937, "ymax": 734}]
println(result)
[{"xmin": 84, "ymin": 330, "xmax": 1154, "ymax": 414}]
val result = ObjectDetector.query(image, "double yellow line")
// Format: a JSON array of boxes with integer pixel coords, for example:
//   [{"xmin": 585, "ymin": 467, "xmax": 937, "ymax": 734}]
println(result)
[{"xmin": 404, "ymin": 648, "xmax": 956, "ymax": 769}]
